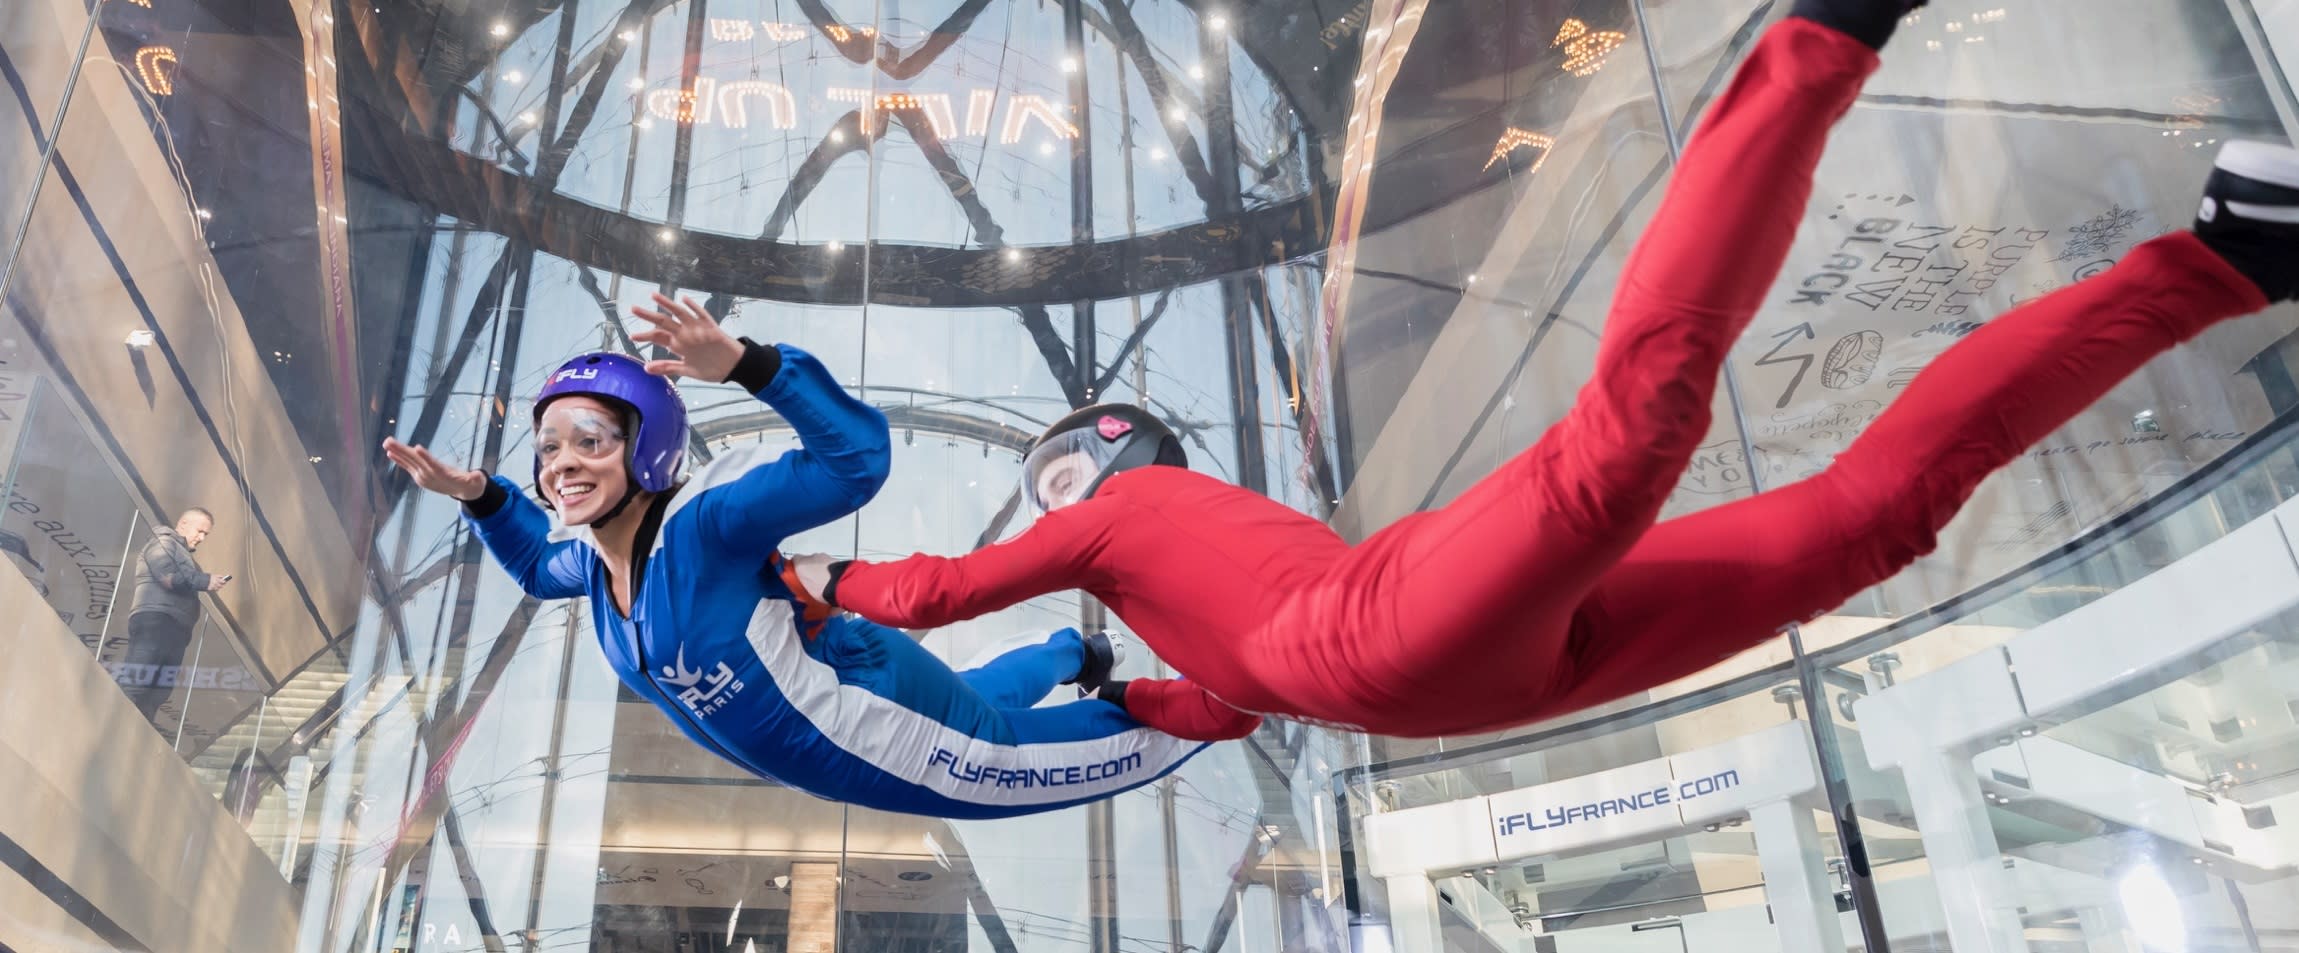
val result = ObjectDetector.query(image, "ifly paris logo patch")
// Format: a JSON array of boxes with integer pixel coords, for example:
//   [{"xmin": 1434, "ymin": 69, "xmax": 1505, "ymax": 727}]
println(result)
[{"xmin": 660, "ymin": 645, "xmax": 745, "ymax": 717}]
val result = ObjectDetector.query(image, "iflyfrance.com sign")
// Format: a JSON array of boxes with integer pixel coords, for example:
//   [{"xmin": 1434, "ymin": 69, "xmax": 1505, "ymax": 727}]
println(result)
[
  {"xmin": 1490, "ymin": 767, "xmax": 1746, "ymax": 839},
  {"xmin": 1359, "ymin": 722, "xmax": 1821, "ymax": 876},
  {"xmin": 1481, "ymin": 722, "xmax": 1815, "ymax": 861}
]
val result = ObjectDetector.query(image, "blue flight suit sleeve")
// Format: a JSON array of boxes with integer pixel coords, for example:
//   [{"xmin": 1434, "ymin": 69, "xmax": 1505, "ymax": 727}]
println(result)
[
  {"xmin": 462, "ymin": 476, "xmax": 591, "ymax": 600},
  {"xmin": 687, "ymin": 342, "xmax": 892, "ymax": 554}
]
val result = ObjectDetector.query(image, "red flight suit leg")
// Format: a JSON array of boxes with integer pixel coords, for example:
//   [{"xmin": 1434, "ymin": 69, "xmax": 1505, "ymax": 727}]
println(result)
[
  {"xmin": 1558, "ymin": 231, "xmax": 2266, "ymax": 711},
  {"xmin": 1232, "ymin": 18, "xmax": 1883, "ymax": 730}
]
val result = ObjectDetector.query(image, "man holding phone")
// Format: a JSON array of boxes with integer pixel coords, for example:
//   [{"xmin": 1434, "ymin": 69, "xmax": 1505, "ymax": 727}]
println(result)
[{"xmin": 122, "ymin": 507, "xmax": 230, "ymax": 725}]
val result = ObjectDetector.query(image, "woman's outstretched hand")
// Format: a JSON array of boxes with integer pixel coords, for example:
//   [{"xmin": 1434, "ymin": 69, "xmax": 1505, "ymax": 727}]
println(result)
[
  {"xmin": 383, "ymin": 437, "xmax": 489, "ymax": 502},
  {"xmin": 630, "ymin": 293, "xmax": 744, "ymax": 382}
]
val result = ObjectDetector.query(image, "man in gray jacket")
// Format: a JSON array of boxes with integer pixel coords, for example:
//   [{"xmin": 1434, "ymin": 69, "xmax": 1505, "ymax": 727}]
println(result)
[{"xmin": 123, "ymin": 508, "xmax": 230, "ymax": 723}]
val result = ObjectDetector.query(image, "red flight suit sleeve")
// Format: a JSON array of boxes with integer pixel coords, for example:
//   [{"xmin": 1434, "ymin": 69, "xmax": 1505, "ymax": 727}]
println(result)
[
  {"xmin": 833, "ymin": 494, "xmax": 1124, "ymax": 629},
  {"xmin": 1124, "ymin": 678, "xmax": 1262, "ymax": 741}
]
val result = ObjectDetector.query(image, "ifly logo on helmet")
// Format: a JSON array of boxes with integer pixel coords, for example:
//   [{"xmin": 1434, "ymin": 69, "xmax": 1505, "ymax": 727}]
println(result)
[{"xmin": 551, "ymin": 367, "xmax": 600, "ymax": 385}]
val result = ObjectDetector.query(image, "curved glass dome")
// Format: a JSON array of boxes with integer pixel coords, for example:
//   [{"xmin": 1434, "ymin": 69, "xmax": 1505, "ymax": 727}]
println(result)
[{"xmin": 400, "ymin": 0, "xmax": 1341, "ymax": 314}]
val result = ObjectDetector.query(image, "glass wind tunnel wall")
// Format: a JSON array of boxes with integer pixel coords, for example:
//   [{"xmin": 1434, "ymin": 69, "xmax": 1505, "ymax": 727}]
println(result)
[
  {"xmin": 3, "ymin": 0, "xmax": 2299, "ymax": 952},
  {"xmin": 0, "ymin": 0, "xmax": 1350, "ymax": 950},
  {"xmin": 1321, "ymin": 2, "xmax": 2299, "ymax": 953}
]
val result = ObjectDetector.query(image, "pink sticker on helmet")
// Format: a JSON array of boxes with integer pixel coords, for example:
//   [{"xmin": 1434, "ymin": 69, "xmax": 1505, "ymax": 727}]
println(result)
[{"xmin": 1097, "ymin": 415, "xmax": 1134, "ymax": 440}]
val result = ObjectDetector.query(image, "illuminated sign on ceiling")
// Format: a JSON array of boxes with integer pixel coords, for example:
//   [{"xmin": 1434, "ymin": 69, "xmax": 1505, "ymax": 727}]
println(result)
[
  {"xmin": 711, "ymin": 18, "xmax": 832, "ymax": 42},
  {"xmin": 642, "ymin": 78, "xmax": 1080, "ymax": 143},
  {"xmin": 134, "ymin": 46, "xmax": 179, "ymax": 95},
  {"xmin": 1485, "ymin": 127, "xmax": 1554, "ymax": 172},
  {"xmin": 1554, "ymin": 19, "xmax": 1626, "ymax": 77}
]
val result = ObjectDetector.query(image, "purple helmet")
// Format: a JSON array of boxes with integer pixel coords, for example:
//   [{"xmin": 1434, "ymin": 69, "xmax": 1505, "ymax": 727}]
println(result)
[{"xmin": 533, "ymin": 352, "xmax": 688, "ymax": 493}]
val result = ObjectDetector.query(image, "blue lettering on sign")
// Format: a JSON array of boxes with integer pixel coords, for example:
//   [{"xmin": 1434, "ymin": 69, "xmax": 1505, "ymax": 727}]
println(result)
[
  {"xmin": 1677, "ymin": 769, "xmax": 1741, "ymax": 801},
  {"xmin": 1494, "ymin": 785, "xmax": 1675, "ymax": 838},
  {"xmin": 1491, "ymin": 769, "xmax": 1753, "ymax": 838},
  {"xmin": 927, "ymin": 748, "xmax": 1146, "ymax": 789}
]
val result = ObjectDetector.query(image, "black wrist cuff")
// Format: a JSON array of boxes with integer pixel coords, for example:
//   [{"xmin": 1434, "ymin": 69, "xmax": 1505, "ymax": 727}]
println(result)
[
  {"xmin": 822, "ymin": 560, "xmax": 853, "ymax": 606},
  {"xmin": 463, "ymin": 479, "xmax": 511, "ymax": 519},
  {"xmin": 726, "ymin": 338, "xmax": 784, "ymax": 393},
  {"xmin": 1096, "ymin": 680, "xmax": 1131, "ymax": 708}
]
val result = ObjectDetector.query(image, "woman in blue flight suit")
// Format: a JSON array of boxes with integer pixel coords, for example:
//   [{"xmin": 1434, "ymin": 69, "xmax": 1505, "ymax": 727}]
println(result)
[{"xmin": 382, "ymin": 294, "xmax": 1205, "ymax": 819}]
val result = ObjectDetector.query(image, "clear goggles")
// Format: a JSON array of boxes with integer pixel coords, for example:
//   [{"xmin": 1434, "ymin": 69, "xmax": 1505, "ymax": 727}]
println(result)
[
  {"xmin": 1022, "ymin": 427, "xmax": 1135, "ymax": 513},
  {"xmin": 533, "ymin": 405, "xmax": 628, "ymax": 468}
]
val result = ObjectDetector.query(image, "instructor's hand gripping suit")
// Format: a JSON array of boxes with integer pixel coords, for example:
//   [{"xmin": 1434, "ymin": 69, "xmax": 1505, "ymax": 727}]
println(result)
[
  {"xmin": 464, "ymin": 343, "xmax": 1207, "ymax": 818},
  {"xmin": 825, "ymin": 18, "xmax": 2276, "ymax": 742}
]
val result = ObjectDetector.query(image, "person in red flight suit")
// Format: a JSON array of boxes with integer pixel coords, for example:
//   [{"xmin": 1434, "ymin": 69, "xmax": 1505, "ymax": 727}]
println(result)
[{"xmin": 791, "ymin": 0, "xmax": 2299, "ymax": 740}]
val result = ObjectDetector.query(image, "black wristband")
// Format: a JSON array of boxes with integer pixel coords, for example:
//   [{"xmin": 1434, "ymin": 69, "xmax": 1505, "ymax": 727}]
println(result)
[
  {"xmin": 1096, "ymin": 680, "xmax": 1130, "ymax": 708},
  {"xmin": 725, "ymin": 337, "xmax": 784, "ymax": 393},
  {"xmin": 462, "ymin": 479, "xmax": 511, "ymax": 519},
  {"xmin": 821, "ymin": 560, "xmax": 853, "ymax": 606}
]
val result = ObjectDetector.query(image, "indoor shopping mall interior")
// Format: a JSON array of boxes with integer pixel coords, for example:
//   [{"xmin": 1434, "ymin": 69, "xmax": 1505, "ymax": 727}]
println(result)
[{"xmin": 3, "ymin": 0, "xmax": 2299, "ymax": 951}]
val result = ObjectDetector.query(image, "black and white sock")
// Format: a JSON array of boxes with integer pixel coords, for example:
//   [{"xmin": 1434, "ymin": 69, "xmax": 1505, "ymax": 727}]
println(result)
[{"xmin": 2197, "ymin": 143, "xmax": 2299, "ymax": 303}]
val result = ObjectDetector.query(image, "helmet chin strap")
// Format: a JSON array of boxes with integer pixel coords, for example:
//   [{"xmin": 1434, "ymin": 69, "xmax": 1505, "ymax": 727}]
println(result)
[{"xmin": 588, "ymin": 482, "xmax": 644, "ymax": 529}]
